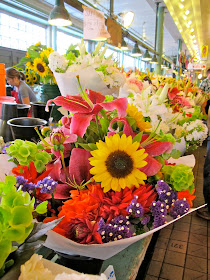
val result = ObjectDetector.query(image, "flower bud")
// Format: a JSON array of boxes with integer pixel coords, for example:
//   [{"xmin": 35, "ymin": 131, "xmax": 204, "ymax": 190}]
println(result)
[
  {"xmin": 50, "ymin": 132, "xmax": 65, "ymax": 145},
  {"xmin": 41, "ymin": 127, "xmax": 51, "ymax": 137}
]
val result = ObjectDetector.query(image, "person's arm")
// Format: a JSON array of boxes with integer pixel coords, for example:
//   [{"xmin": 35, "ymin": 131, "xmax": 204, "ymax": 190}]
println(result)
[{"xmin": 21, "ymin": 96, "xmax": 30, "ymax": 105}]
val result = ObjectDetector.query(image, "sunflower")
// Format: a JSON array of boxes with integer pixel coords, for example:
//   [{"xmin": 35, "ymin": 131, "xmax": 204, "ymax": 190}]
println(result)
[
  {"xmin": 33, "ymin": 58, "xmax": 48, "ymax": 78},
  {"xmin": 89, "ymin": 134, "xmax": 148, "ymax": 192},
  {"xmin": 126, "ymin": 103, "xmax": 152, "ymax": 132},
  {"xmin": 35, "ymin": 41, "xmax": 41, "ymax": 46},
  {"xmin": 40, "ymin": 49, "xmax": 54, "ymax": 59},
  {"xmin": 26, "ymin": 61, "xmax": 34, "ymax": 70}
]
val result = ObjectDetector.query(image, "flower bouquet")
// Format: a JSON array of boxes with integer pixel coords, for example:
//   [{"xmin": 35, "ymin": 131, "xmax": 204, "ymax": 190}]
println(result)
[
  {"xmin": 1, "ymin": 76, "xmax": 205, "ymax": 264},
  {"xmin": 119, "ymin": 72, "xmax": 208, "ymax": 152},
  {"xmin": 15, "ymin": 42, "xmax": 56, "ymax": 85},
  {"xmin": 48, "ymin": 39, "xmax": 126, "ymax": 96}
]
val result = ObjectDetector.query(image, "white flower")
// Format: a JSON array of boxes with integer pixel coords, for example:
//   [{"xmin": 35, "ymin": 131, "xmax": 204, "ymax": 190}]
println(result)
[
  {"xmin": 48, "ymin": 52, "xmax": 68, "ymax": 72},
  {"xmin": 18, "ymin": 254, "xmax": 54, "ymax": 280},
  {"xmin": 54, "ymin": 272, "xmax": 107, "ymax": 280}
]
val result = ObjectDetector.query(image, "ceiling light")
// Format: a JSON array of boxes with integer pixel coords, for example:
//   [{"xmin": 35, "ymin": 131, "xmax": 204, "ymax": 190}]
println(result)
[
  {"xmin": 183, "ymin": 15, "xmax": 187, "ymax": 20},
  {"xmin": 130, "ymin": 42, "xmax": 142, "ymax": 57},
  {"xmin": 188, "ymin": 20, "xmax": 192, "ymax": 25},
  {"xmin": 180, "ymin": 0, "xmax": 184, "ymax": 2},
  {"xmin": 198, "ymin": 74, "xmax": 202, "ymax": 79},
  {"xmin": 142, "ymin": 49, "xmax": 152, "ymax": 61},
  {"xmin": 121, "ymin": 37, "xmax": 129, "ymax": 51},
  {"xmin": 193, "ymin": 39, "xmax": 196, "ymax": 43},
  {"xmin": 185, "ymin": 10, "xmax": 190, "ymax": 15},
  {"xmin": 150, "ymin": 54, "xmax": 158, "ymax": 64},
  {"xmin": 191, "ymin": 35, "xmax": 195, "ymax": 38},
  {"xmin": 48, "ymin": 0, "xmax": 72, "ymax": 26},
  {"xmin": 118, "ymin": 11, "xmax": 135, "ymax": 28},
  {"xmin": 179, "ymin": 4, "xmax": 184, "ymax": 9},
  {"xmin": 190, "ymin": 28, "xmax": 194, "ymax": 32}
]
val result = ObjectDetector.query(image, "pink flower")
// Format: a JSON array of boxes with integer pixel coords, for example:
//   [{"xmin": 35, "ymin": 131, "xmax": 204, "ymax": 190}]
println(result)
[
  {"xmin": 128, "ymin": 78, "xmax": 144, "ymax": 91},
  {"xmin": 46, "ymin": 90, "xmax": 128, "ymax": 137}
]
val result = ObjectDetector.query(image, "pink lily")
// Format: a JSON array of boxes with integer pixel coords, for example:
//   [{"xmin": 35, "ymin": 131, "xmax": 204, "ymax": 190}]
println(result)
[
  {"xmin": 46, "ymin": 90, "xmax": 128, "ymax": 137},
  {"xmin": 108, "ymin": 117, "xmax": 135, "ymax": 137}
]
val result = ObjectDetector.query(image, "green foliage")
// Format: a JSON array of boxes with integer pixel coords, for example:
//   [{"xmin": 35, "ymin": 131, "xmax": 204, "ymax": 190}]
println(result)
[
  {"xmin": 161, "ymin": 149, "xmax": 181, "ymax": 160},
  {"xmin": 162, "ymin": 164, "xmax": 194, "ymax": 192},
  {"xmin": 6, "ymin": 140, "xmax": 52, "ymax": 173},
  {"xmin": 157, "ymin": 130, "xmax": 175, "ymax": 144},
  {"xmin": 178, "ymin": 106, "xmax": 206, "ymax": 125},
  {"xmin": 0, "ymin": 176, "xmax": 40, "ymax": 271}
]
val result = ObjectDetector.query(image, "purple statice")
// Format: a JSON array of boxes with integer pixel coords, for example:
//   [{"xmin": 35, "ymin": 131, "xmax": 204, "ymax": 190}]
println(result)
[
  {"xmin": 109, "ymin": 215, "xmax": 131, "ymax": 228},
  {"xmin": 15, "ymin": 176, "xmax": 28, "ymax": 189},
  {"xmin": 153, "ymin": 215, "xmax": 167, "ymax": 228},
  {"xmin": 22, "ymin": 182, "xmax": 36, "ymax": 194},
  {"xmin": 15, "ymin": 176, "xmax": 35, "ymax": 194},
  {"xmin": 126, "ymin": 195, "xmax": 144, "ymax": 218},
  {"xmin": 170, "ymin": 199, "xmax": 190, "ymax": 219},
  {"xmin": 36, "ymin": 176, "xmax": 57, "ymax": 194},
  {"xmin": 151, "ymin": 200, "xmax": 168, "ymax": 228},
  {"xmin": 2, "ymin": 143, "xmax": 11, "ymax": 154},
  {"xmin": 141, "ymin": 215, "xmax": 150, "ymax": 226},
  {"xmin": 151, "ymin": 200, "xmax": 167, "ymax": 216},
  {"xmin": 156, "ymin": 180, "xmax": 177, "ymax": 209},
  {"xmin": 98, "ymin": 218, "xmax": 134, "ymax": 243}
]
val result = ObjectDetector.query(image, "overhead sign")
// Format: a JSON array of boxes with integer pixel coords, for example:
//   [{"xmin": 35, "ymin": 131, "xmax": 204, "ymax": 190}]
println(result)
[
  {"xmin": 201, "ymin": 45, "xmax": 208, "ymax": 61},
  {"xmin": 83, "ymin": 6, "xmax": 110, "ymax": 41},
  {"xmin": 187, "ymin": 63, "xmax": 206, "ymax": 70},
  {"xmin": 106, "ymin": 18, "xmax": 122, "ymax": 48}
]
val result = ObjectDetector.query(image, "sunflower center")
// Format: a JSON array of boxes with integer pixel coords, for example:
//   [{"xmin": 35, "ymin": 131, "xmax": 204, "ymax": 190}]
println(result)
[
  {"xmin": 37, "ymin": 63, "xmax": 45, "ymax": 73},
  {"xmin": 106, "ymin": 150, "xmax": 133, "ymax": 178}
]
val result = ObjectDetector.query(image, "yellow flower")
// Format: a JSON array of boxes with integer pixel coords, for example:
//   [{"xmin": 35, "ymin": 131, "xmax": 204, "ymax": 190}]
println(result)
[
  {"xmin": 26, "ymin": 52, "xmax": 30, "ymax": 58},
  {"xmin": 34, "ymin": 42, "xmax": 41, "ymax": 46},
  {"xmin": 40, "ymin": 49, "xmax": 54, "ymax": 59},
  {"xmin": 33, "ymin": 58, "xmax": 48, "ymax": 78},
  {"xmin": 127, "ymin": 103, "xmax": 152, "ymax": 132},
  {"xmin": 26, "ymin": 61, "xmax": 34, "ymax": 70},
  {"xmin": 89, "ymin": 134, "xmax": 148, "ymax": 192}
]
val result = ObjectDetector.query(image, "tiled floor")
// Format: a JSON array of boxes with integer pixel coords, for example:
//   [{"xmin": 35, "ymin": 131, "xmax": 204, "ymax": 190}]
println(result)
[{"xmin": 144, "ymin": 144, "xmax": 209, "ymax": 280}]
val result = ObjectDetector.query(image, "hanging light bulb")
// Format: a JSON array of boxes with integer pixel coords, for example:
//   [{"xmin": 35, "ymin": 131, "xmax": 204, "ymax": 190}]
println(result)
[
  {"xmin": 48, "ymin": 0, "xmax": 72, "ymax": 27},
  {"xmin": 142, "ymin": 49, "xmax": 152, "ymax": 61},
  {"xmin": 118, "ymin": 11, "xmax": 135, "ymax": 28},
  {"xmin": 150, "ymin": 54, "xmax": 158, "ymax": 64},
  {"xmin": 131, "ymin": 42, "xmax": 142, "ymax": 57}
]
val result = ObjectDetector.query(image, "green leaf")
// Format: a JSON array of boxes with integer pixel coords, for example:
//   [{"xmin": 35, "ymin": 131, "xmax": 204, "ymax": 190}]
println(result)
[
  {"xmin": 27, "ymin": 50, "xmax": 40, "ymax": 60},
  {"xmin": 0, "ymin": 240, "xmax": 12, "ymax": 270},
  {"xmin": 99, "ymin": 118, "xmax": 109, "ymax": 134},
  {"xmin": 126, "ymin": 116, "xmax": 136, "ymax": 127},
  {"xmin": 88, "ymin": 143, "xmax": 97, "ymax": 150},
  {"xmin": 35, "ymin": 201, "xmax": 48, "ymax": 214},
  {"xmin": 133, "ymin": 131, "xmax": 143, "ymax": 143},
  {"xmin": 78, "ymin": 143, "xmax": 95, "ymax": 151},
  {"xmin": 88, "ymin": 121, "xmax": 98, "ymax": 134}
]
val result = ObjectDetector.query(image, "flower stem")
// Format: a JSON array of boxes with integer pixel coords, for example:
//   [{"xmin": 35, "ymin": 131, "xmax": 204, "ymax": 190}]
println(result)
[
  {"xmin": 95, "ymin": 114, "xmax": 103, "ymax": 140},
  {"xmin": 35, "ymin": 127, "xmax": 53, "ymax": 148},
  {"xmin": 60, "ymin": 150, "xmax": 69, "ymax": 182}
]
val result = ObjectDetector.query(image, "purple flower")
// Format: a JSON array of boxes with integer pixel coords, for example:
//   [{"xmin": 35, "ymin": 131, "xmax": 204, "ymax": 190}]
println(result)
[
  {"xmin": 170, "ymin": 199, "xmax": 190, "ymax": 219},
  {"xmin": 141, "ymin": 215, "xmax": 150, "ymax": 226},
  {"xmin": 15, "ymin": 176, "xmax": 35, "ymax": 194},
  {"xmin": 98, "ymin": 218, "xmax": 134, "ymax": 243},
  {"xmin": 126, "ymin": 195, "xmax": 144, "ymax": 218},
  {"xmin": 109, "ymin": 215, "xmax": 130, "ymax": 228},
  {"xmin": 36, "ymin": 176, "xmax": 57, "ymax": 194},
  {"xmin": 153, "ymin": 215, "xmax": 167, "ymax": 228},
  {"xmin": 151, "ymin": 200, "xmax": 167, "ymax": 216},
  {"xmin": 22, "ymin": 182, "xmax": 36, "ymax": 194},
  {"xmin": 156, "ymin": 180, "xmax": 177, "ymax": 208},
  {"xmin": 15, "ymin": 176, "xmax": 28, "ymax": 189}
]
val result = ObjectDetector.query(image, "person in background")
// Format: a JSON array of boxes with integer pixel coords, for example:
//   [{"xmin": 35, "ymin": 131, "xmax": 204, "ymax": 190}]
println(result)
[
  {"xmin": 6, "ymin": 67, "xmax": 37, "ymax": 105},
  {"xmin": 199, "ymin": 68, "xmax": 210, "ymax": 116}
]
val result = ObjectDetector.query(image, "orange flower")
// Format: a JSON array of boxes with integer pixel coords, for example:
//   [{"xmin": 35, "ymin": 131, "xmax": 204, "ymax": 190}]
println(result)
[{"xmin": 177, "ymin": 189, "xmax": 196, "ymax": 208}]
